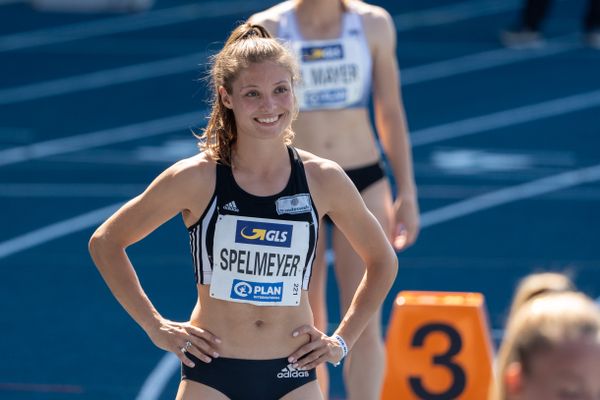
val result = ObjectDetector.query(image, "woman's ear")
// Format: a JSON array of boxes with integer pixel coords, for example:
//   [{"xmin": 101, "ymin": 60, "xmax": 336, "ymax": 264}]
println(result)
[
  {"xmin": 219, "ymin": 86, "xmax": 233, "ymax": 109},
  {"xmin": 505, "ymin": 362, "xmax": 524, "ymax": 396}
]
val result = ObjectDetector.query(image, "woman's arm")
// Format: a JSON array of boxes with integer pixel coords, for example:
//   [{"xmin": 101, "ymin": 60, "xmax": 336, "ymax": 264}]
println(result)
[
  {"xmin": 368, "ymin": 6, "xmax": 420, "ymax": 250},
  {"xmin": 289, "ymin": 158, "xmax": 398, "ymax": 368},
  {"xmin": 88, "ymin": 157, "xmax": 220, "ymax": 367}
]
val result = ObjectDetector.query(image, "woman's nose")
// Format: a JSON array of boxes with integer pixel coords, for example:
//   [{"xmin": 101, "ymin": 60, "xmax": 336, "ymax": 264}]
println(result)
[{"xmin": 260, "ymin": 94, "xmax": 275, "ymax": 111}]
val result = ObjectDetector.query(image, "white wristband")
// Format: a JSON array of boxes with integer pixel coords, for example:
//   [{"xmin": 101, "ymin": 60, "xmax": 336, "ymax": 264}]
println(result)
[{"xmin": 332, "ymin": 334, "xmax": 348, "ymax": 367}]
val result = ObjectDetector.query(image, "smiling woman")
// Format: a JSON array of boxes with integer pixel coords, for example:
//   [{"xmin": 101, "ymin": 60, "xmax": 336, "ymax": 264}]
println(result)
[
  {"xmin": 218, "ymin": 60, "xmax": 295, "ymax": 143},
  {"xmin": 88, "ymin": 22, "xmax": 397, "ymax": 400}
]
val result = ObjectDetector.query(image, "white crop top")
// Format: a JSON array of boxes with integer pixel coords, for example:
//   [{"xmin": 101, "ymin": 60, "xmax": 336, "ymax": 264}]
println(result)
[{"xmin": 277, "ymin": 1, "xmax": 373, "ymax": 111}]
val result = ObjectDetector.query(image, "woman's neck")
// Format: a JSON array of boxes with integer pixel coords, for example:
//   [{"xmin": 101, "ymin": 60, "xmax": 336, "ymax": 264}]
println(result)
[
  {"xmin": 295, "ymin": 0, "xmax": 346, "ymax": 33},
  {"xmin": 231, "ymin": 139, "xmax": 289, "ymax": 175}
]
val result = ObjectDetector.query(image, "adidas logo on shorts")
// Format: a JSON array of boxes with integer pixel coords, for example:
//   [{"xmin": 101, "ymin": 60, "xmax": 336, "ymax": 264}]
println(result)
[
  {"xmin": 277, "ymin": 364, "xmax": 309, "ymax": 379},
  {"xmin": 222, "ymin": 201, "xmax": 239, "ymax": 212}
]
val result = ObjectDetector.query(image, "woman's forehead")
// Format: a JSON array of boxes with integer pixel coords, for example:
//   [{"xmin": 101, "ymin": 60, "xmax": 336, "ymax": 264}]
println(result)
[
  {"xmin": 530, "ymin": 340, "xmax": 600, "ymax": 371},
  {"xmin": 235, "ymin": 61, "xmax": 292, "ymax": 86}
]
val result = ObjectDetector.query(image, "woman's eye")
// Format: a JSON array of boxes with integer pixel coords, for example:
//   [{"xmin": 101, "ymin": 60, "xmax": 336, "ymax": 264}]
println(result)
[
  {"xmin": 245, "ymin": 91, "xmax": 259, "ymax": 97},
  {"xmin": 275, "ymin": 86, "xmax": 289, "ymax": 94}
]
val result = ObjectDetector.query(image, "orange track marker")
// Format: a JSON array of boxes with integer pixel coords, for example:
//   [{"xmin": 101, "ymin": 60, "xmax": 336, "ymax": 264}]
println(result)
[{"xmin": 382, "ymin": 291, "xmax": 494, "ymax": 400}]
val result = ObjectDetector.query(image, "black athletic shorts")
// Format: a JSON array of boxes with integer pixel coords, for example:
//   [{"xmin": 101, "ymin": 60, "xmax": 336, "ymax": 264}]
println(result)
[
  {"xmin": 181, "ymin": 355, "xmax": 317, "ymax": 400},
  {"xmin": 324, "ymin": 160, "xmax": 385, "ymax": 225}
]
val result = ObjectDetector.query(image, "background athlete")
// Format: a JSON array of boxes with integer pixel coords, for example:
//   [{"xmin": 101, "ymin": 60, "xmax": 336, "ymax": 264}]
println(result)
[{"xmin": 250, "ymin": 0, "xmax": 419, "ymax": 397}]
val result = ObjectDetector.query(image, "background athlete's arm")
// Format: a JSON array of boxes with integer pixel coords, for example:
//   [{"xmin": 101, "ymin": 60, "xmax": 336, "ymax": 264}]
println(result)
[{"xmin": 368, "ymin": 6, "xmax": 420, "ymax": 250}]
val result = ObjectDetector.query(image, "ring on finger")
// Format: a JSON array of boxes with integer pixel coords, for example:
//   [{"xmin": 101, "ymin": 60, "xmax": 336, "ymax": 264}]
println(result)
[{"xmin": 180, "ymin": 340, "xmax": 193, "ymax": 353}]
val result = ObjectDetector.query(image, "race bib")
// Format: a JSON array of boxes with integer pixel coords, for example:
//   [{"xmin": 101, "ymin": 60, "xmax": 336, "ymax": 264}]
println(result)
[
  {"xmin": 210, "ymin": 215, "xmax": 309, "ymax": 306},
  {"xmin": 293, "ymin": 38, "xmax": 365, "ymax": 110}
]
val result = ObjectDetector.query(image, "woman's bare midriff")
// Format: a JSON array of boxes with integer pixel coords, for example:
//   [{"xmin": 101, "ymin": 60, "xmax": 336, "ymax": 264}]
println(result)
[
  {"xmin": 191, "ymin": 286, "xmax": 314, "ymax": 359},
  {"xmin": 293, "ymin": 107, "xmax": 381, "ymax": 168}
]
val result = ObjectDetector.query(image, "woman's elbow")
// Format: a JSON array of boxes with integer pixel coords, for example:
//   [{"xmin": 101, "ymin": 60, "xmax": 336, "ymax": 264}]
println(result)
[
  {"xmin": 370, "ymin": 247, "xmax": 398, "ymax": 290},
  {"xmin": 386, "ymin": 252, "xmax": 399, "ymax": 286},
  {"xmin": 88, "ymin": 227, "xmax": 118, "ymax": 263},
  {"xmin": 88, "ymin": 229, "xmax": 105, "ymax": 260}
]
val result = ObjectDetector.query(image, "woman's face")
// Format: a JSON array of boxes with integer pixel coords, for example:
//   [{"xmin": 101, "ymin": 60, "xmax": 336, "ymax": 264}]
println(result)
[
  {"xmin": 517, "ymin": 339, "xmax": 600, "ymax": 400},
  {"xmin": 220, "ymin": 60, "xmax": 294, "ymax": 142}
]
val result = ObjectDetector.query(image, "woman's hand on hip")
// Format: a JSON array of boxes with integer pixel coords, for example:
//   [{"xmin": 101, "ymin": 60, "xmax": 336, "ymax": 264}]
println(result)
[
  {"xmin": 146, "ymin": 318, "xmax": 221, "ymax": 368},
  {"xmin": 287, "ymin": 325, "xmax": 344, "ymax": 370}
]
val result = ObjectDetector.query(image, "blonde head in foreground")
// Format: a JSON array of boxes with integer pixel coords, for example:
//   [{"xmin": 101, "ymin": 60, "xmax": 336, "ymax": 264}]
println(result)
[{"xmin": 492, "ymin": 291, "xmax": 600, "ymax": 400}]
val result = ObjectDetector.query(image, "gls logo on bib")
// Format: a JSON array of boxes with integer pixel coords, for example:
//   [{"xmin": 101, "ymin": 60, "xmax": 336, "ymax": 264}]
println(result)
[
  {"xmin": 235, "ymin": 220, "xmax": 293, "ymax": 248},
  {"xmin": 301, "ymin": 44, "xmax": 343, "ymax": 62}
]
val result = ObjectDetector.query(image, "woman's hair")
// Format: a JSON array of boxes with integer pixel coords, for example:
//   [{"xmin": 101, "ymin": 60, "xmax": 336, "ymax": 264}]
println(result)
[
  {"xmin": 491, "ymin": 291, "xmax": 600, "ymax": 400},
  {"xmin": 198, "ymin": 23, "xmax": 299, "ymax": 165},
  {"xmin": 505, "ymin": 272, "xmax": 575, "ymax": 326}
]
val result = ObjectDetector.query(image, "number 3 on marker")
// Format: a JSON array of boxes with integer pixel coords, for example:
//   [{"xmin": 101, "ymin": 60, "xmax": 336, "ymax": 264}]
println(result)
[{"xmin": 408, "ymin": 323, "xmax": 466, "ymax": 400}]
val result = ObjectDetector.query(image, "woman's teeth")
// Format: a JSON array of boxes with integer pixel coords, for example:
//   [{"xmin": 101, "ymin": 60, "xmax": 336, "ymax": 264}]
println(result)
[{"xmin": 257, "ymin": 115, "xmax": 279, "ymax": 123}]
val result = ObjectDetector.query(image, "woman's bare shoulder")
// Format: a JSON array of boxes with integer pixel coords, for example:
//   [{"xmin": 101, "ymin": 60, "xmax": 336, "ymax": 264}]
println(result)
[
  {"xmin": 296, "ymin": 148, "xmax": 335, "ymax": 166},
  {"xmin": 169, "ymin": 152, "xmax": 214, "ymax": 178},
  {"xmin": 248, "ymin": 1, "xmax": 294, "ymax": 35},
  {"xmin": 350, "ymin": 1, "xmax": 395, "ymax": 36},
  {"xmin": 153, "ymin": 152, "xmax": 218, "ymax": 221},
  {"xmin": 350, "ymin": 1, "xmax": 391, "ymax": 19},
  {"xmin": 295, "ymin": 148, "xmax": 346, "ymax": 185},
  {"xmin": 295, "ymin": 148, "xmax": 361, "ymax": 218},
  {"xmin": 159, "ymin": 152, "xmax": 217, "ymax": 196},
  {"xmin": 349, "ymin": 1, "xmax": 396, "ymax": 56}
]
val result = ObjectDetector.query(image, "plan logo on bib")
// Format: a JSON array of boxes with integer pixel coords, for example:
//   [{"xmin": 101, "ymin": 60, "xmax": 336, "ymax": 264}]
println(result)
[
  {"xmin": 305, "ymin": 89, "xmax": 347, "ymax": 107},
  {"xmin": 235, "ymin": 220, "xmax": 293, "ymax": 248},
  {"xmin": 230, "ymin": 279, "xmax": 283, "ymax": 302}
]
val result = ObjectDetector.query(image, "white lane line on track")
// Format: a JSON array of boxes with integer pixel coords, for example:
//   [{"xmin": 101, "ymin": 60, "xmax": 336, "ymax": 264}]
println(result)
[
  {"xmin": 394, "ymin": 0, "xmax": 519, "ymax": 31},
  {"xmin": 135, "ymin": 354, "xmax": 180, "ymax": 400},
  {"xmin": 1, "ymin": 86, "xmax": 599, "ymax": 168},
  {"xmin": 0, "ymin": 0, "xmax": 533, "ymax": 105},
  {"xmin": 0, "ymin": 0, "xmax": 521, "ymax": 53},
  {"xmin": 0, "ymin": 52, "xmax": 208, "ymax": 105},
  {"xmin": 0, "ymin": 35, "xmax": 579, "ymax": 106},
  {"xmin": 0, "ymin": 111, "xmax": 204, "ymax": 167},
  {"xmin": 420, "ymin": 163, "xmax": 600, "ymax": 227},
  {"xmin": 7, "ymin": 183, "xmax": 600, "ymax": 199},
  {"xmin": 0, "ymin": 0, "xmax": 275, "ymax": 52},
  {"xmin": 0, "ymin": 202, "xmax": 122, "ymax": 259},
  {"xmin": 0, "ymin": 183, "xmax": 146, "ymax": 197},
  {"xmin": 415, "ymin": 184, "xmax": 600, "ymax": 200},
  {"xmin": 401, "ymin": 34, "xmax": 580, "ymax": 85},
  {"xmin": 411, "ymin": 88, "xmax": 600, "ymax": 147}
]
